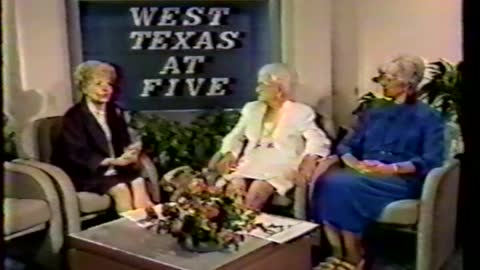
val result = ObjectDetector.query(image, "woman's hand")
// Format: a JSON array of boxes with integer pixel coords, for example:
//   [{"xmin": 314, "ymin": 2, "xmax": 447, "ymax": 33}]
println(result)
[
  {"xmin": 215, "ymin": 152, "xmax": 237, "ymax": 175},
  {"xmin": 105, "ymin": 149, "xmax": 139, "ymax": 167},
  {"xmin": 297, "ymin": 155, "xmax": 319, "ymax": 182},
  {"xmin": 358, "ymin": 160, "xmax": 397, "ymax": 176},
  {"xmin": 310, "ymin": 155, "xmax": 339, "ymax": 183},
  {"xmin": 342, "ymin": 154, "xmax": 367, "ymax": 172}
]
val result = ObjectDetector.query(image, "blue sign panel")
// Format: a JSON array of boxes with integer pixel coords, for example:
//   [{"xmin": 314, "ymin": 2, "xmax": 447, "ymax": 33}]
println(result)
[{"xmin": 79, "ymin": 0, "xmax": 278, "ymax": 111}]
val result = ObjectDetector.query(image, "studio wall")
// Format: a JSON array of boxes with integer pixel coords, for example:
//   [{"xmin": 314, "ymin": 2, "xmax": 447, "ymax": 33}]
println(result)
[{"xmin": 2, "ymin": 0, "xmax": 462, "ymax": 156}]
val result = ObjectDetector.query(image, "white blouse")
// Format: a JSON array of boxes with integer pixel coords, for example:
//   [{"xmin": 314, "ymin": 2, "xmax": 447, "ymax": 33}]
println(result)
[{"xmin": 86, "ymin": 100, "xmax": 117, "ymax": 176}]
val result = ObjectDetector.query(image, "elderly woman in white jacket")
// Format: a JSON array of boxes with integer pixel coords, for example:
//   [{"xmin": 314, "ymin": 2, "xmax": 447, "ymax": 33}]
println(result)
[{"xmin": 216, "ymin": 63, "xmax": 331, "ymax": 211}]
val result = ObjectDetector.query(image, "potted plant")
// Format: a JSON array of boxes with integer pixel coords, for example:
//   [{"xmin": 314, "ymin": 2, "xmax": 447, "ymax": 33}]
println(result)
[
  {"xmin": 150, "ymin": 172, "xmax": 258, "ymax": 252},
  {"xmin": 129, "ymin": 110, "xmax": 240, "ymax": 176},
  {"xmin": 418, "ymin": 59, "xmax": 463, "ymax": 157}
]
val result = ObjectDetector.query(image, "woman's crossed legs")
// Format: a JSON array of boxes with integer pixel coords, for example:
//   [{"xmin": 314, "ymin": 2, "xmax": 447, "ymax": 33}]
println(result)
[{"xmin": 225, "ymin": 178, "xmax": 275, "ymax": 211}]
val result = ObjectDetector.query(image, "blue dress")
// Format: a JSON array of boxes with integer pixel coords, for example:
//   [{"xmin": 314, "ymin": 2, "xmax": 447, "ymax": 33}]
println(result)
[{"xmin": 310, "ymin": 102, "xmax": 445, "ymax": 235}]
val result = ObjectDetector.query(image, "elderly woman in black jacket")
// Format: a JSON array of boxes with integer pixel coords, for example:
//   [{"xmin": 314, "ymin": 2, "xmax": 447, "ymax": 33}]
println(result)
[{"xmin": 52, "ymin": 60, "xmax": 153, "ymax": 214}]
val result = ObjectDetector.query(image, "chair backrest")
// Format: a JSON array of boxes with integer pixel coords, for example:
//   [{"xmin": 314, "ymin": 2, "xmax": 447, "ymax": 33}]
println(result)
[{"xmin": 33, "ymin": 116, "xmax": 63, "ymax": 163}]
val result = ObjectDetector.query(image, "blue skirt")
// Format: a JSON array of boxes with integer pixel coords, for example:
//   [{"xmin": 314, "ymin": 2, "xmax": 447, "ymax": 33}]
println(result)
[{"xmin": 310, "ymin": 168, "xmax": 422, "ymax": 236}]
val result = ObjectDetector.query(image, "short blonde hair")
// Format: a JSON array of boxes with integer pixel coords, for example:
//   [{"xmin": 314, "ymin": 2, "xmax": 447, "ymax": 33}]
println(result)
[
  {"xmin": 73, "ymin": 60, "xmax": 117, "ymax": 92},
  {"xmin": 257, "ymin": 63, "xmax": 297, "ymax": 99}
]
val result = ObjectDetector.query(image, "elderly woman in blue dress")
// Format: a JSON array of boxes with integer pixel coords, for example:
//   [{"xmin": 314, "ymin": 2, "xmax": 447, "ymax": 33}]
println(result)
[{"xmin": 311, "ymin": 55, "xmax": 446, "ymax": 270}]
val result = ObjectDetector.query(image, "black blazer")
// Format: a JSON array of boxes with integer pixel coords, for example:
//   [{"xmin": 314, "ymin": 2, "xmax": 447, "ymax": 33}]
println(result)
[{"xmin": 51, "ymin": 100, "xmax": 135, "ymax": 186}]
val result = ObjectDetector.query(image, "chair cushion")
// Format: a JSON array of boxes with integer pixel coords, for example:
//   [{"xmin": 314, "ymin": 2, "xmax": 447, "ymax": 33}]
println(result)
[
  {"xmin": 34, "ymin": 116, "xmax": 63, "ymax": 162},
  {"xmin": 3, "ymin": 198, "xmax": 51, "ymax": 236},
  {"xmin": 377, "ymin": 199, "xmax": 419, "ymax": 225},
  {"xmin": 77, "ymin": 192, "xmax": 111, "ymax": 214},
  {"xmin": 271, "ymin": 194, "xmax": 292, "ymax": 206}
]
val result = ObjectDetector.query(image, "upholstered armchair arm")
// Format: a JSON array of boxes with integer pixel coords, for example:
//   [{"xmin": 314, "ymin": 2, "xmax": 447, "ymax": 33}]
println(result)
[
  {"xmin": 292, "ymin": 185, "xmax": 308, "ymax": 219},
  {"xmin": 4, "ymin": 162, "xmax": 64, "ymax": 268},
  {"xmin": 13, "ymin": 159, "xmax": 82, "ymax": 234},
  {"xmin": 139, "ymin": 154, "xmax": 160, "ymax": 203},
  {"xmin": 416, "ymin": 159, "xmax": 460, "ymax": 270}
]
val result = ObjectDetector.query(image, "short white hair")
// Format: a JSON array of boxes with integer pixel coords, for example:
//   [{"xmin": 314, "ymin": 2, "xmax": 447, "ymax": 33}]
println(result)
[
  {"xmin": 257, "ymin": 63, "xmax": 297, "ymax": 98},
  {"xmin": 379, "ymin": 55, "xmax": 426, "ymax": 90}
]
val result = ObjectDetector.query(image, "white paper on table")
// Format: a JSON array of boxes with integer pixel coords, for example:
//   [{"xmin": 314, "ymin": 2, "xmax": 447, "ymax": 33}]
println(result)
[
  {"xmin": 242, "ymin": 213, "xmax": 319, "ymax": 244},
  {"xmin": 121, "ymin": 206, "xmax": 318, "ymax": 244},
  {"xmin": 120, "ymin": 204, "xmax": 165, "ymax": 228}
]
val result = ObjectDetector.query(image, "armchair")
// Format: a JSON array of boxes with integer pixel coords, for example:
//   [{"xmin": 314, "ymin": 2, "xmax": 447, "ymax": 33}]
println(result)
[
  {"xmin": 14, "ymin": 116, "xmax": 159, "ymax": 235},
  {"xmin": 4, "ymin": 161, "xmax": 63, "ymax": 270},
  {"xmin": 376, "ymin": 159, "xmax": 460, "ymax": 270}
]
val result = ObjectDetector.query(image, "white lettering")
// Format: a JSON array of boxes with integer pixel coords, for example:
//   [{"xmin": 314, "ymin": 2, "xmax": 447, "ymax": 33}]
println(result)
[
  {"xmin": 183, "ymin": 7, "xmax": 205, "ymax": 26},
  {"xmin": 129, "ymin": 31, "xmax": 152, "ymax": 50},
  {"xmin": 141, "ymin": 79, "xmax": 162, "ymax": 97},
  {"xmin": 185, "ymin": 78, "xmax": 206, "ymax": 96},
  {"xmin": 193, "ymin": 32, "xmax": 214, "ymax": 50},
  {"xmin": 129, "ymin": 7, "xmax": 158, "ymax": 26},
  {"xmin": 157, "ymin": 7, "xmax": 180, "ymax": 26},
  {"xmin": 159, "ymin": 56, "xmax": 181, "ymax": 75},
  {"xmin": 208, "ymin": 8, "xmax": 230, "ymax": 26},
  {"xmin": 183, "ymin": 56, "xmax": 206, "ymax": 74},
  {"xmin": 206, "ymin": 78, "xmax": 230, "ymax": 96},
  {"xmin": 164, "ymin": 78, "xmax": 180, "ymax": 96},
  {"xmin": 148, "ymin": 31, "xmax": 172, "ymax": 50},
  {"xmin": 170, "ymin": 31, "xmax": 195, "ymax": 50},
  {"xmin": 217, "ymin": 31, "xmax": 240, "ymax": 50}
]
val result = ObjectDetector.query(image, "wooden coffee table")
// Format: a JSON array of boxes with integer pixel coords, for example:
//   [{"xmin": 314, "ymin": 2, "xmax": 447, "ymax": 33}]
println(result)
[{"xmin": 68, "ymin": 218, "xmax": 314, "ymax": 270}]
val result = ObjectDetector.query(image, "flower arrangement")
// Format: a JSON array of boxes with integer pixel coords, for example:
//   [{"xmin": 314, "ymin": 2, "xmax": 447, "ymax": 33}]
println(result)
[{"xmin": 149, "ymin": 173, "xmax": 258, "ymax": 252}]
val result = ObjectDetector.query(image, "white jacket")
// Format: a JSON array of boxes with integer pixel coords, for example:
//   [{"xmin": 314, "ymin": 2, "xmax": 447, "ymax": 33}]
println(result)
[{"xmin": 221, "ymin": 100, "xmax": 331, "ymax": 168}]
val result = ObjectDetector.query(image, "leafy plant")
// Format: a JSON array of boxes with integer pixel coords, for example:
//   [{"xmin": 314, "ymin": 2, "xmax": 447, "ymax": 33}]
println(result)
[
  {"xmin": 418, "ymin": 59, "xmax": 462, "ymax": 122},
  {"xmin": 352, "ymin": 92, "xmax": 395, "ymax": 115},
  {"xmin": 3, "ymin": 114, "xmax": 18, "ymax": 161},
  {"xmin": 129, "ymin": 110, "xmax": 240, "ymax": 176}
]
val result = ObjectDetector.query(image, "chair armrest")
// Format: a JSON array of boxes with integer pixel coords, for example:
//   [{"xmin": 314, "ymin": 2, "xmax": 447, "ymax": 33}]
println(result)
[
  {"xmin": 13, "ymin": 159, "xmax": 82, "ymax": 234},
  {"xmin": 293, "ymin": 185, "xmax": 308, "ymax": 219},
  {"xmin": 139, "ymin": 154, "xmax": 160, "ymax": 203},
  {"xmin": 416, "ymin": 159, "xmax": 460, "ymax": 270},
  {"xmin": 4, "ymin": 162, "xmax": 63, "ymax": 253}
]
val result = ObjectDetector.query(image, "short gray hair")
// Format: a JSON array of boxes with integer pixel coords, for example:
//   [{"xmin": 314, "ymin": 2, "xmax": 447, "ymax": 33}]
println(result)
[
  {"xmin": 257, "ymin": 63, "xmax": 297, "ymax": 98},
  {"xmin": 73, "ymin": 60, "xmax": 117, "ymax": 92},
  {"xmin": 378, "ymin": 55, "xmax": 426, "ymax": 90}
]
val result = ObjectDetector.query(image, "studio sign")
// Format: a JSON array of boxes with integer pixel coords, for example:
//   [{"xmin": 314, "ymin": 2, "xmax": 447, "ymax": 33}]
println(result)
[{"xmin": 128, "ymin": 7, "xmax": 243, "ymax": 98}]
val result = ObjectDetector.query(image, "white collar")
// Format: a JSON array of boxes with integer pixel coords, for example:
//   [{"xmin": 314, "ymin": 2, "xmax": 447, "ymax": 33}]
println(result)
[{"xmin": 86, "ymin": 99, "xmax": 106, "ymax": 117}]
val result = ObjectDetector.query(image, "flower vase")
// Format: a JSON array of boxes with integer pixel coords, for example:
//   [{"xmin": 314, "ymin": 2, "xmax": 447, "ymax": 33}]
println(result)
[{"xmin": 179, "ymin": 237, "xmax": 225, "ymax": 253}]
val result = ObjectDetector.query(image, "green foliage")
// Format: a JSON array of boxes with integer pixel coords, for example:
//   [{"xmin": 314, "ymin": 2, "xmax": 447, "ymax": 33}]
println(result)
[
  {"xmin": 3, "ymin": 114, "xmax": 18, "ymax": 161},
  {"xmin": 130, "ymin": 110, "xmax": 240, "ymax": 175},
  {"xmin": 418, "ymin": 59, "xmax": 462, "ymax": 121},
  {"xmin": 352, "ymin": 92, "xmax": 395, "ymax": 115}
]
